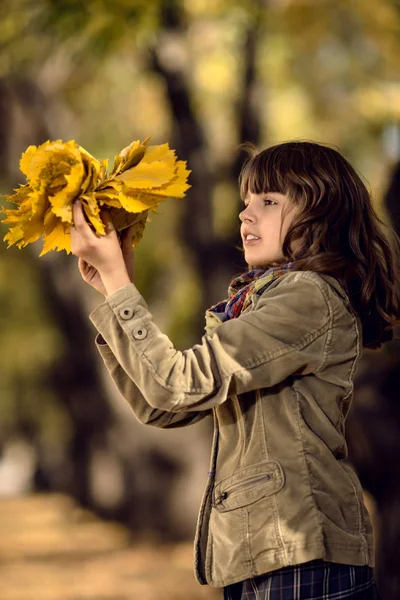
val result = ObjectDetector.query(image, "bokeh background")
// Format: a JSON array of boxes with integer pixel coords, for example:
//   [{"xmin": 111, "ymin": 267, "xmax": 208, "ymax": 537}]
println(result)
[{"xmin": 0, "ymin": 1, "xmax": 399, "ymax": 599}]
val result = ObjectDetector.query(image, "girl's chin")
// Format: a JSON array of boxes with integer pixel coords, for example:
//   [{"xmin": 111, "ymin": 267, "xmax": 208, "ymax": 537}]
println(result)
[
  {"xmin": 244, "ymin": 252, "xmax": 273, "ymax": 265},
  {"xmin": 245, "ymin": 255, "xmax": 284, "ymax": 268},
  {"xmin": 247, "ymin": 261, "xmax": 271, "ymax": 269}
]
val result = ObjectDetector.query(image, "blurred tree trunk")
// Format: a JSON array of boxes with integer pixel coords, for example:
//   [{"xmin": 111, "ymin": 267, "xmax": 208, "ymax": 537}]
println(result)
[
  {"xmin": 232, "ymin": 0, "xmax": 265, "ymax": 179},
  {"xmin": 149, "ymin": 0, "xmax": 265, "ymax": 336},
  {"xmin": 346, "ymin": 162, "xmax": 400, "ymax": 600}
]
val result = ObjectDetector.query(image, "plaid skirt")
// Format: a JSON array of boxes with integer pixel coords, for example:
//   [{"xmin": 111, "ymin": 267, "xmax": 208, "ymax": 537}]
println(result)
[{"xmin": 223, "ymin": 560, "xmax": 381, "ymax": 600}]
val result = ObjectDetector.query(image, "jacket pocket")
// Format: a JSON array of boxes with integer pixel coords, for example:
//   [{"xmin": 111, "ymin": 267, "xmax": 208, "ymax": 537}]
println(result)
[{"xmin": 212, "ymin": 460, "xmax": 285, "ymax": 513}]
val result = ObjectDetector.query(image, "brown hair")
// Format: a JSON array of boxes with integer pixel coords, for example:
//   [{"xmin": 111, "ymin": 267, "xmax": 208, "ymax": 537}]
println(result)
[{"xmin": 238, "ymin": 140, "xmax": 400, "ymax": 350}]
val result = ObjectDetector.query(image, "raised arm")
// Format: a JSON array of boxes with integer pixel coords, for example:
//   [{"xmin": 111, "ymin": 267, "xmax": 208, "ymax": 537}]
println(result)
[
  {"xmin": 96, "ymin": 335, "xmax": 212, "ymax": 428},
  {"xmin": 89, "ymin": 271, "xmax": 332, "ymax": 413}
]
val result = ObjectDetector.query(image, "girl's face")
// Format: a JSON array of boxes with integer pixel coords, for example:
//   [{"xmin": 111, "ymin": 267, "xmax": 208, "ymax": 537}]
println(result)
[{"xmin": 239, "ymin": 191, "xmax": 297, "ymax": 267}]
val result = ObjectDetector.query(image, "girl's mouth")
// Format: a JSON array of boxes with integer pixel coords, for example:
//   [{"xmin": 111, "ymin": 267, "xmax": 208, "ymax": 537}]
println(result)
[{"xmin": 244, "ymin": 237, "xmax": 261, "ymax": 245}]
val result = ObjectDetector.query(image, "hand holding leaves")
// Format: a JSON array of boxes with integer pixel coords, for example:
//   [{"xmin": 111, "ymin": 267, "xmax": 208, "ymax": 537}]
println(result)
[{"xmin": 72, "ymin": 201, "xmax": 136, "ymax": 297}]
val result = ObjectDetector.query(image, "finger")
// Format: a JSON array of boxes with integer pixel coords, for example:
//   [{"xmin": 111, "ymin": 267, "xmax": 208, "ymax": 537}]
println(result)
[
  {"xmin": 100, "ymin": 208, "xmax": 116, "ymax": 235},
  {"xmin": 78, "ymin": 257, "xmax": 87, "ymax": 270},
  {"xmin": 78, "ymin": 257, "xmax": 90, "ymax": 275},
  {"xmin": 73, "ymin": 200, "xmax": 94, "ymax": 236},
  {"xmin": 77, "ymin": 256, "xmax": 86, "ymax": 277},
  {"xmin": 126, "ymin": 224, "xmax": 135, "ymax": 239},
  {"xmin": 120, "ymin": 225, "xmax": 132, "ymax": 245},
  {"xmin": 70, "ymin": 223, "xmax": 81, "ymax": 255},
  {"xmin": 123, "ymin": 224, "xmax": 136, "ymax": 246}
]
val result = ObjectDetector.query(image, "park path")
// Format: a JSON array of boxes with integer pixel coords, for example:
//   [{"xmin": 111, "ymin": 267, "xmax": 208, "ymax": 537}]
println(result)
[{"xmin": 0, "ymin": 493, "xmax": 221, "ymax": 600}]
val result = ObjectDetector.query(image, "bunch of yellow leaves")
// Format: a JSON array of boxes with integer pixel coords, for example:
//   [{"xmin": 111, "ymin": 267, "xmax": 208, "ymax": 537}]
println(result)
[{"xmin": 1, "ymin": 137, "xmax": 191, "ymax": 256}]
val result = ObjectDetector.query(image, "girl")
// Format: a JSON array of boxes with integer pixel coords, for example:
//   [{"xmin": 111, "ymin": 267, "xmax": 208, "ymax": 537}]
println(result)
[{"xmin": 71, "ymin": 141, "xmax": 400, "ymax": 599}]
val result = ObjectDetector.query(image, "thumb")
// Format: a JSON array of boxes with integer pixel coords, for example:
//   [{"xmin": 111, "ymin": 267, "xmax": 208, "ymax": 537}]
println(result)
[{"xmin": 101, "ymin": 208, "xmax": 116, "ymax": 234}]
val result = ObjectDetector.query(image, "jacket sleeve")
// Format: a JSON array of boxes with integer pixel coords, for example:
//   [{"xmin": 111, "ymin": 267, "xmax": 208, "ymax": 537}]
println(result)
[
  {"xmin": 89, "ymin": 271, "xmax": 332, "ymax": 413},
  {"xmin": 95, "ymin": 335, "xmax": 212, "ymax": 428}
]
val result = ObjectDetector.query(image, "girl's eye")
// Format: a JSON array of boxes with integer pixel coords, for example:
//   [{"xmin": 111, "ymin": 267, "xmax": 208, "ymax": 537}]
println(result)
[{"xmin": 242, "ymin": 198, "xmax": 277, "ymax": 208}]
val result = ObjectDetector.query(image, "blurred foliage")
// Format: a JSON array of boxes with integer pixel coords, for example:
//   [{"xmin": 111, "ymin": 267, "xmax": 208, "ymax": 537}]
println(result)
[
  {"xmin": 0, "ymin": 235, "xmax": 70, "ymax": 445},
  {"xmin": 0, "ymin": 0, "xmax": 400, "ymax": 467}
]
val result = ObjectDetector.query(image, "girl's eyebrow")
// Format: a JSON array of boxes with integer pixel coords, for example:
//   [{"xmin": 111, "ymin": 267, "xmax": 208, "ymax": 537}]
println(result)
[{"xmin": 243, "ymin": 192, "xmax": 280, "ymax": 202}]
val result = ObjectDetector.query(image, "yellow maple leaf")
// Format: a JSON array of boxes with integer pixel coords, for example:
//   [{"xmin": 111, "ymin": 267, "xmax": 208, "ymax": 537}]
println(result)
[
  {"xmin": 12, "ymin": 214, "xmax": 44, "ymax": 248},
  {"xmin": 140, "ymin": 143, "xmax": 177, "ymax": 164},
  {"xmin": 116, "ymin": 159, "xmax": 176, "ymax": 189},
  {"xmin": 41, "ymin": 211, "xmax": 71, "ymax": 256},
  {"xmin": 80, "ymin": 193, "xmax": 106, "ymax": 236},
  {"xmin": 3, "ymin": 223, "xmax": 24, "ymax": 247},
  {"xmin": 19, "ymin": 145, "xmax": 43, "ymax": 183},
  {"xmin": 97, "ymin": 195, "xmax": 122, "ymax": 209},
  {"xmin": 117, "ymin": 191, "xmax": 160, "ymax": 214},
  {"xmin": 45, "ymin": 147, "xmax": 85, "ymax": 223},
  {"xmin": 1, "ymin": 136, "xmax": 191, "ymax": 255},
  {"xmin": 147, "ymin": 161, "xmax": 191, "ymax": 198},
  {"xmin": 111, "ymin": 137, "xmax": 151, "ymax": 177},
  {"xmin": 5, "ymin": 183, "xmax": 32, "ymax": 206},
  {"xmin": 109, "ymin": 207, "xmax": 149, "ymax": 236}
]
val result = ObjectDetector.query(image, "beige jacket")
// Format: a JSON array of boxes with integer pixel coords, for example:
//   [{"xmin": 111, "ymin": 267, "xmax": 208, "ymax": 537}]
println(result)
[{"xmin": 89, "ymin": 269, "xmax": 375, "ymax": 588}]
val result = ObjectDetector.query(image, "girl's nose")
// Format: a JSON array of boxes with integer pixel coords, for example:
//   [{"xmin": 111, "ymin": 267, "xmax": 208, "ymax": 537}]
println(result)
[{"xmin": 239, "ymin": 205, "xmax": 255, "ymax": 222}]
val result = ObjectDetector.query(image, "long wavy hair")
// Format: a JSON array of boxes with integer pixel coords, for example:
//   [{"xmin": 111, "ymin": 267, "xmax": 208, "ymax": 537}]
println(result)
[{"xmin": 237, "ymin": 140, "xmax": 400, "ymax": 350}]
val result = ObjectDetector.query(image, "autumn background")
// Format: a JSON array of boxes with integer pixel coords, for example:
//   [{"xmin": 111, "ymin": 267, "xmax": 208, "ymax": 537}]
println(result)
[{"xmin": 0, "ymin": 0, "xmax": 399, "ymax": 599}]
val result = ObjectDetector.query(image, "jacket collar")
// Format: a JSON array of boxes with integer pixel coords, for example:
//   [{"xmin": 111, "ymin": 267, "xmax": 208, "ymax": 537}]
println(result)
[{"xmin": 204, "ymin": 270, "xmax": 352, "ymax": 336}]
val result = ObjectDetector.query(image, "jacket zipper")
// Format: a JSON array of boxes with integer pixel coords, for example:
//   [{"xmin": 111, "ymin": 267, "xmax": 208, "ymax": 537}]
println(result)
[{"xmin": 214, "ymin": 472, "xmax": 272, "ymax": 506}]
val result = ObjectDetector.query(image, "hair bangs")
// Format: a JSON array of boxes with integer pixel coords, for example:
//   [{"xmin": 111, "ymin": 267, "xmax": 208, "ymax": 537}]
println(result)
[{"xmin": 239, "ymin": 146, "xmax": 297, "ymax": 201}]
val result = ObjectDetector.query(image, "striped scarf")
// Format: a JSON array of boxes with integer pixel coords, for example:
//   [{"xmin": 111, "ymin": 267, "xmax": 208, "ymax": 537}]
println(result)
[{"xmin": 208, "ymin": 262, "xmax": 293, "ymax": 321}]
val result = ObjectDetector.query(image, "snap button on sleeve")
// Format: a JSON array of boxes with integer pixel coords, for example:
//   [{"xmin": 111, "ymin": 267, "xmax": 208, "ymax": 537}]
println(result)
[
  {"xmin": 133, "ymin": 327, "xmax": 148, "ymax": 340},
  {"xmin": 119, "ymin": 307, "xmax": 134, "ymax": 320}
]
